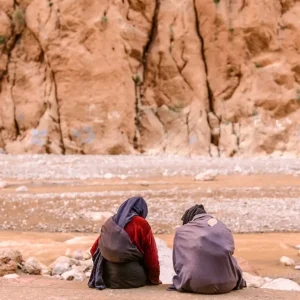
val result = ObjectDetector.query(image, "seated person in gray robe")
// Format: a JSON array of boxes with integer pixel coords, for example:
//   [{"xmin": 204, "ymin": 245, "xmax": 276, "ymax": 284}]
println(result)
[{"xmin": 169, "ymin": 204, "xmax": 246, "ymax": 294}]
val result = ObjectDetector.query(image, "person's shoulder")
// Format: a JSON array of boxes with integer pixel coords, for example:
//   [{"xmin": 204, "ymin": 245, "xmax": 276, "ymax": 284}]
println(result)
[
  {"xmin": 132, "ymin": 215, "xmax": 149, "ymax": 225},
  {"xmin": 131, "ymin": 216, "xmax": 151, "ymax": 231}
]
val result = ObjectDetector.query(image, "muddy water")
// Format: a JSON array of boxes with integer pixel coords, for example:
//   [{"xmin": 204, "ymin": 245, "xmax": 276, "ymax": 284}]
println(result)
[{"xmin": 1, "ymin": 231, "xmax": 299, "ymax": 283}]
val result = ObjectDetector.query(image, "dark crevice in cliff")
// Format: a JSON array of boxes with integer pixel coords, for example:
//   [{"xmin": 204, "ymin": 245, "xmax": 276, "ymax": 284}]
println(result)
[
  {"xmin": 193, "ymin": 0, "xmax": 219, "ymax": 157},
  {"xmin": 133, "ymin": 0, "xmax": 160, "ymax": 151},
  {"xmin": 49, "ymin": 67, "xmax": 66, "ymax": 154}
]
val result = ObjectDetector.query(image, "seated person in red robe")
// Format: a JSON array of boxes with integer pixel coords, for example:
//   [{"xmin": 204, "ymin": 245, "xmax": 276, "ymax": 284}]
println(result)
[{"xmin": 88, "ymin": 196, "xmax": 160, "ymax": 290}]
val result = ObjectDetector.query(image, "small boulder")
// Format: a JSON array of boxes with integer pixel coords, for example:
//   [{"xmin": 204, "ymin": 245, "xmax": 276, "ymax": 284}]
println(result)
[
  {"xmin": 194, "ymin": 170, "xmax": 217, "ymax": 181},
  {"xmin": 3, "ymin": 273, "xmax": 19, "ymax": 279},
  {"xmin": 0, "ymin": 260, "xmax": 17, "ymax": 277},
  {"xmin": 50, "ymin": 256, "xmax": 79, "ymax": 275},
  {"xmin": 23, "ymin": 257, "xmax": 42, "ymax": 275},
  {"xmin": 279, "ymin": 256, "xmax": 295, "ymax": 266},
  {"xmin": 16, "ymin": 186, "xmax": 28, "ymax": 193},
  {"xmin": 242, "ymin": 272, "xmax": 265, "ymax": 288},
  {"xmin": 0, "ymin": 249, "xmax": 23, "ymax": 264},
  {"xmin": 52, "ymin": 262, "xmax": 71, "ymax": 276},
  {"xmin": 61, "ymin": 269, "xmax": 86, "ymax": 281},
  {"xmin": 261, "ymin": 278, "xmax": 300, "ymax": 291},
  {"xmin": 72, "ymin": 250, "xmax": 84, "ymax": 261}
]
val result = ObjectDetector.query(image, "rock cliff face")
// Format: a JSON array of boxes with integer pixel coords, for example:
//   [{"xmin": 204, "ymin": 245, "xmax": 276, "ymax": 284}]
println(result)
[{"xmin": 1, "ymin": 0, "xmax": 300, "ymax": 156}]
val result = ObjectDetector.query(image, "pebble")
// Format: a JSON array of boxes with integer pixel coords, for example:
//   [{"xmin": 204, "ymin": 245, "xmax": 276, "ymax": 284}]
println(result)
[
  {"xmin": 279, "ymin": 256, "xmax": 295, "ymax": 266},
  {"xmin": 72, "ymin": 250, "xmax": 84, "ymax": 261},
  {"xmin": 295, "ymin": 265, "xmax": 300, "ymax": 270},
  {"xmin": 242, "ymin": 272, "xmax": 265, "ymax": 288},
  {"xmin": 194, "ymin": 170, "xmax": 217, "ymax": 181},
  {"xmin": 15, "ymin": 186, "xmax": 28, "ymax": 193},
  {"xmin": 3, "ymin": 273, "xmax": 19, "ymax": 279},
  {"xmin": 261, "ymin": 278, "xmax": 300, "ymax": 291},
  {"xmin": 61, "ymin": 269, "xmax": 86, "ymax": 281}
]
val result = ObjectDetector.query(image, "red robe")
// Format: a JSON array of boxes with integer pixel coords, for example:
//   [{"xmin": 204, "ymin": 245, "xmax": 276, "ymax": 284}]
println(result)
[{"xmin": 90, "ymin": 216, "xmax": 160, "ymax": 284}]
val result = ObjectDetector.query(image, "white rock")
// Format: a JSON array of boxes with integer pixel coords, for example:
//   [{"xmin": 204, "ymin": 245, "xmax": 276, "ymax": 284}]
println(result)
[
  {"xmin": 194, "ymin": 170, "xmax": 217, "ymax": 181},
  {"xmin": 72, "ymin": 250, "xmax": 84, "ymax": 261},
  {"xmin": 3, "ymin": 273, "xmax": 19, "ymax": 279},
  {"xmin": 85, "ymin": 271, "xmax": 91, "ymax": 278},
  {"xmin": 279, "ymin": 256, "xmax": 295, "ymax": 266},
  {"xmin": 242, "ymin": 272, "xmax": 265, "ymax": 288},
  {"xmin": 23, "ymin": 257, "xmax": 42, "ymax": 275},
  {"xmin": 16, "ymin": 186, "xmax": 28, "ymax": 193},
  {"xmin": 0, "ymin": 180, "xmax": 7, "ymax": 189},
  {"xmin": 295, "ymin": 265, "xmax": 300, "ymax": 270},
  {"xmin": 234, "ymin": 165, "xmax": 243, "ymax": 173},
  {"xmin": 52, "ymin": 262, "xmax": 71, "ymax": 276},
  {"xmin": 79, "ymin": 258, "xmax": 93, "ymax": 271},
  {"xmin": 261, "ymin": 278, "xmax": 300, "ymax": 291},
  {"xmin": 61, "ymin": 269, "xmax": 86, "ymax": 281},
  {"xmin": 296, "ymin": 245, "xmax": 300, "ymax": 250}
]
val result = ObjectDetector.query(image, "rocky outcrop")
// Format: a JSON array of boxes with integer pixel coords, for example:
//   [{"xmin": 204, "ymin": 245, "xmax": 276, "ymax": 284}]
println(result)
[{"xmin": 1, "ymin": 0, "xmax": 300, "ymax": 156}]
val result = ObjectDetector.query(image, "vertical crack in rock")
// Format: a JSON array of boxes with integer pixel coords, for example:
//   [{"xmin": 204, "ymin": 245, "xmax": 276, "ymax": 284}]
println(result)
[
  {"xmin": 25, "ymin": 23, "xmax": 66, "ymax": 154},
  {"xmin": 49, "ymin": 67, "xmax": 66, "ymax": 154},
  {"xmin": 133, "ymin": 0, "xmax": 160, "ymax": 151},
  {"xmin": 193, "ymin": 0, "xmax": 219, "ymax": 156}
]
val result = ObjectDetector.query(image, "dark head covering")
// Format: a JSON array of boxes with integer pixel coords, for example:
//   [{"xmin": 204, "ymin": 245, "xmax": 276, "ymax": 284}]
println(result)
[
  {"xmin": 181, "ymin": 204, "xmax": 206, "ymax": 225},
  {"xmin": 112, "ymin": 196, "xmax": 148, "ymax": 228},
  {"xmin": 88, "ymin": 196, "xmax": 148, "ymax": 290}
]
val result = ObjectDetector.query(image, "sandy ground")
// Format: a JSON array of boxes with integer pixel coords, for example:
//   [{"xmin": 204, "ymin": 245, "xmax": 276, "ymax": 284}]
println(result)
[
  {"xmin": 1, "ymin": 155, "xmax": 300, "ymax": 298},
  {"xmin": 0, "ymin": 277, "xmax": 299, "ymax": 300}
]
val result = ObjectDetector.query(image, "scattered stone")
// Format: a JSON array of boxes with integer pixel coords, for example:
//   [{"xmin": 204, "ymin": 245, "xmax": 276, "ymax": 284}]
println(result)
[
  {"xmin": 0, "ymin": 180, "xmax": 7, "ymax": 189},
  {"xmin": 0, "ymin": 249, "xmax": 23, "ymax": 264},
  {"xmin": 85, "ymin": 271, "xmax": 91, "ymax": 278},
  {"xmin": 72, "ymin": 250, "xmax": 84, "ymax": 261},
  {"xmin": 3, "ymin": 273, "xmax": 19, "ymax": 279},
  {"xmin": 61, "ymin": 269, "xmax": 86, "ymax": 281},
  {"xmin": 194, "ymin": 170, "xmax": 217, "ymax": 181},
  {"xmin": 261, "ymin": 278, "xmax": 300, "ymax": 291},
  {"xmin": 15, "ymin": 186, "xmax": 28, "ymax": 193},
  {"xmin": 279, "ymin": 256, "xmax": 295, "ymax": 266},
  {"xmin": 295, "ymin": 265, "xmax": 300, "ymax": 270},
  {"xmin": 52, "ymin": 262, "xmax": 71, "ymax": 275},
  {"xmin": 242, "ymin": 272, "xmax": 265, "ymax": 288},
  {"xmin": 23, "ymin": 257, "xmax": 42, "ymax": 275},
  {"xmin": 234, "ymin": 165, "xmax": 243, "ymax": 173},
  {"xmin": 0, "ymin": 260, "xmax": 17, "ymax": 277}
]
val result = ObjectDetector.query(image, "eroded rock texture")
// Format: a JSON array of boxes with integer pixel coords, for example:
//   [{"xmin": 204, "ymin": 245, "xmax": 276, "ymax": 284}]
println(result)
[{"xmin": 0, "ymin": 0, "xmax": 300, "ymax": 156}]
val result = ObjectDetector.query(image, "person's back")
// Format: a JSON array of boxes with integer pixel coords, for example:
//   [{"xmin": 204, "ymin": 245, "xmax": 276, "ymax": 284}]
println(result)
[
  {"xmin": 170, "ymin": 205, "xmax": 246, "ymax": 294},
  {"xmin": 88, "ymin": 196, "xmax": 160, "ymax": 290}
]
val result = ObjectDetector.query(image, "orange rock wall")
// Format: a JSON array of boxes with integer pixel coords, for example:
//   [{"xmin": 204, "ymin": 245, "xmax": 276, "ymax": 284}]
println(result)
[{"xmin": 1, "ymin": 0, "xmax": 300, "ymax": 156}]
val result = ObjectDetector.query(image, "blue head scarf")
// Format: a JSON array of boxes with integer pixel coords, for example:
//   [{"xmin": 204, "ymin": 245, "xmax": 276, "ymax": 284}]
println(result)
[
  {"xmin": 112, "ymin": 196, "xmax": 148, "ymax": 228},
  {"xmin": 88, "ymin": 196, "xmax": 148, "ymax": 290}
]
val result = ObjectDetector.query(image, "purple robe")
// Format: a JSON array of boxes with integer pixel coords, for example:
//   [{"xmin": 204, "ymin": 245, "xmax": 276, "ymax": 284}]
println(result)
[{"xmin": 171, "ymin": 214, "xmax": 246, "ymax": 294}]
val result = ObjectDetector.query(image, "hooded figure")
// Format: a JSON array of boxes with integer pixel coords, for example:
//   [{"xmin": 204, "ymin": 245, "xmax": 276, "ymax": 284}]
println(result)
[
  {"xmin": 88, "ymin": 196, "xmax": 160, "ymax": 290},
  {"xmin": 169, "ymin": 204, "xmax": 246, "ymax": 294}
]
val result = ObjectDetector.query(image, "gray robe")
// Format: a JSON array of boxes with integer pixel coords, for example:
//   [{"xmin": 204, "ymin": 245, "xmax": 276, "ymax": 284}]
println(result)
[{"xmin": 172, "ymin": 214, "xmax": 246, "ymax": 294}]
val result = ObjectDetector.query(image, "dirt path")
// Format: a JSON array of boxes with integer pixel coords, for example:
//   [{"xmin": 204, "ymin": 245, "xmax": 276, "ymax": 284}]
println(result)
[{"xmin": 0, "ymin": 277, "xmax": 299, "ymax": 300}]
